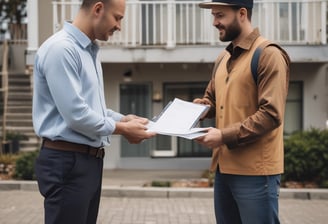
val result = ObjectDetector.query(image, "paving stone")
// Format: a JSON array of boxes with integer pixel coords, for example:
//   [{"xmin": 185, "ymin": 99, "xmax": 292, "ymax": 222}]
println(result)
[{"xmin": 1, "ymin": 191, "xmax": 328, "ymax": 224}]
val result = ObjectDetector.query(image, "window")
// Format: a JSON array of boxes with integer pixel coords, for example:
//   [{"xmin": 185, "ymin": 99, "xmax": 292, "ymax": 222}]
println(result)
[
  {"xmin": 120, "ymin": 83, "xmax": 153, "ymax": 157},
  {"xmin": 284, "ymin": 81, "xmax": 303, "ymax": 135},
  {"xmin": 156, "ymin": 82, "xmax": 215, "ymax": 157}
]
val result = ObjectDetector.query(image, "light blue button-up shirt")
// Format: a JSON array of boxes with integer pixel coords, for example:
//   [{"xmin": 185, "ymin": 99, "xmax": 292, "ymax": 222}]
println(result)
[{"xmin": 33, "ymin": 22, "xmax": 124, "ymax": 147}]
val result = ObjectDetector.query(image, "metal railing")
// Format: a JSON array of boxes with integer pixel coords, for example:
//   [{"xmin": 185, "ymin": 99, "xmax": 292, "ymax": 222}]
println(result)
[{"xmin": 52, "ymin": 0, "xmax": 327, "ymax": 47}]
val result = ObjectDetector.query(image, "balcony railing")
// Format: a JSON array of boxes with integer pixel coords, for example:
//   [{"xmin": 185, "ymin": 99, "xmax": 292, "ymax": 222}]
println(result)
[
  {"xmin": 0, "ymin": 23, "xmax": 28, "ymax": 44},
  {"xmin": 53, "ymin": 0, "xmax": 328, "ymax": 48}
]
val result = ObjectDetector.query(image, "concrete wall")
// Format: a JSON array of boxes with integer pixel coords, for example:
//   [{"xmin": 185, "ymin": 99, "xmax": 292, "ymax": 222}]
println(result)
[
  {"xmin": 38, "ymin": 0, "xmax": 53, "ymax": 45},
  {"xmin": 290, "ymin": 63, "xmax": 328, "ymax": 130},
  {"xmin": 100, "ymin": 62, "xmax": 328, "ymax": 169}
]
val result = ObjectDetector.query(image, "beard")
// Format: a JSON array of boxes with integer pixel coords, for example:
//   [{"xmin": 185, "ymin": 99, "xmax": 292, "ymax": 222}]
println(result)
[{"xmin": 217, "ymin": 16, "xmax": 241, "ymax": 42}]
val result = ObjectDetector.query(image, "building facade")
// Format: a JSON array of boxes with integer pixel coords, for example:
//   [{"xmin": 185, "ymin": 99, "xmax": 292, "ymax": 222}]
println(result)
[{"xmin": 24, "ymin": 0, "xmax": 328, "ymax": 170}]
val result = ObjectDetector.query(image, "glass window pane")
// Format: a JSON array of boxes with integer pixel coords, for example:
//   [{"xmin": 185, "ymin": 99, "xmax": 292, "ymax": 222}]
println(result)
[
  {"xmin": 160, "ymin": 82, "xmax": 214, "ymax": 157},
  {"xmin": 120, "ymin": 83, "xmax": 152, "ymax": 157},
  {"xmin": 284, "ymin": 81, "xmax": 303, "ymax": 135}
]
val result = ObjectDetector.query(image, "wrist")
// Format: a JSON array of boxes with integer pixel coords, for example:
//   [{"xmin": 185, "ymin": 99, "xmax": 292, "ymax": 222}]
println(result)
[{"xmin": 113, "ymin": 122, "xmax": 127, "ymax": 135}]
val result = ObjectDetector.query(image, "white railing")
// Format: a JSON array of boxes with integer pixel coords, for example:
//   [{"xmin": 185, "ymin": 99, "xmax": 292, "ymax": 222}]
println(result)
[
  {"xmin": 52, "ymin": 0, "xmax": 328, "ymax": 47},
  {"xmin": 0, "ymin": 23, "xmax": 28, "ymax": 44}
]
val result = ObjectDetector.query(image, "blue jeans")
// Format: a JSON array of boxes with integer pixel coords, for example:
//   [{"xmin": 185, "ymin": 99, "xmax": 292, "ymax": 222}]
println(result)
[{"xmin": 214, "ymin": 169, "xmax": 281, "ymax": 224}]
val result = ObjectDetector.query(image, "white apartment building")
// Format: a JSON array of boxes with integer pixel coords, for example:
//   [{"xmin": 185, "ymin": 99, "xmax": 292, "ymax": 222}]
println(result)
[{"xmin": 18, "ymin": 0, "xmax": 328, "ymax": 169}]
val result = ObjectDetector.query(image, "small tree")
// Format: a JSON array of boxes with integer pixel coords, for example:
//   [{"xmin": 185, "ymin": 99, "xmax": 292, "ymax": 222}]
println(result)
[{"xmin": 0, "ymin": 0, "xmax": 27, "ymax": 39}]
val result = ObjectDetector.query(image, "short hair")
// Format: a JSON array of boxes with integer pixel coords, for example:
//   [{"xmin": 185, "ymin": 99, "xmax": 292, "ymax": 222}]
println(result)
[
  {"xmin": 231, "ymin": 5, "xmax": 252, "ymax": 21},
  {"xmin": 81, "ymin": 0, "xmax": 111, "ymax": 9}
]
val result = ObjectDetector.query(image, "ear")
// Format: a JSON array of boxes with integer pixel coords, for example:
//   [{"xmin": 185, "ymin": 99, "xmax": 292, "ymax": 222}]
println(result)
[
  {"xmin": 93, "ymin": 2, "xmax": 105, "ymax": 17},
  {"xmin": 239, "ymin": 8, "xmax": 248, "ymax": 22}
]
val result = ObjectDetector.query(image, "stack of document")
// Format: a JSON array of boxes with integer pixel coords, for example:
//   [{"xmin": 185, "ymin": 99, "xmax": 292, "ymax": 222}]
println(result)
[{"xmin": 147, "ymin": 98, "xmax": 210, "ymax": 139}]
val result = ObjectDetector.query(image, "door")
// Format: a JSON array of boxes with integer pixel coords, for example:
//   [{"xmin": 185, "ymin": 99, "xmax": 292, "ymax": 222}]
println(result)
[{"xmin": 120, "ymin": 83, "xmax": 152, "ymax": 157}]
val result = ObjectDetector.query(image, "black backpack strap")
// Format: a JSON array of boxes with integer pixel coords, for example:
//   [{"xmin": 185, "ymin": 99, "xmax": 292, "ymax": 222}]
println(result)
[
  {"xmin": 250, "ymin": 40, "xmax": 274, "ymax": 85},
  {"xmin": 251, "ymin": 47, "xmax": 263, "ymax": 85},
  {"xmin": 213, "ymin": 40, "xmax": 279, "ymax": 86}
]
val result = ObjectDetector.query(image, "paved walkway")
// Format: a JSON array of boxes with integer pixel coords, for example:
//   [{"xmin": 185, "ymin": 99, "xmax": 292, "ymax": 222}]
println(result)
[
  {"xmin": 1, "ymin": 190, "xmax": 328, "ymax": 224},
  {"xmin": 1, "ymin": 169, "xmax": 328, "ymax": 224}
]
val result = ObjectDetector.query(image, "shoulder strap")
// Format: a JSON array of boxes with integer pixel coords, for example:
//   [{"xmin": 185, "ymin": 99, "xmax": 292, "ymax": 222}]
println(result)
[
  {"xmin": 250, "ymin": 47, "xmax": 262, "ymax": 85},
  {"xmin": 212, "ymin": 40, "xmax": 279, "ymax": 85},
  {"xmin": 250, "ymin": 40, "xmax": 275, "ymax": 85}
]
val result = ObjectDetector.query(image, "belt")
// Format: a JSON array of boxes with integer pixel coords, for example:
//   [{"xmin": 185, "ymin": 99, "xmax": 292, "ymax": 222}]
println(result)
[{"xmin": 42, "ymin": 138, "xmax": 105, "ymax": 159}]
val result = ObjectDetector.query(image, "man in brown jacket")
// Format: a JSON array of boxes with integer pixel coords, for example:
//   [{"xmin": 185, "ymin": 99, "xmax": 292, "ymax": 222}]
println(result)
[{"xmin": 194, "ymin": 0, "xmax": 290, "ymax": 223}]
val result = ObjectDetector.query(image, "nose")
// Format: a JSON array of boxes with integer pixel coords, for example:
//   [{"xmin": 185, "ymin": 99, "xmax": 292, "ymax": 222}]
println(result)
[
  {"xmin": 213, "ymin": 17, "xmax": 220, "ymax": 27},
  {"xmin": 116, "ymin": 21, "xmax": 122, "ymax": 31}
]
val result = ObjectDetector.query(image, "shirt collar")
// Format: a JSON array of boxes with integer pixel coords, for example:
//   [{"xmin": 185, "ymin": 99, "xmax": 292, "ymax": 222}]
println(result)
[
  {"xmin": 226, "ymin": 28, "xmax": 261, "ymax": 55},
  {"xmin": 63, "ymin": 21, "xmax": 93, "ymax": 49}
]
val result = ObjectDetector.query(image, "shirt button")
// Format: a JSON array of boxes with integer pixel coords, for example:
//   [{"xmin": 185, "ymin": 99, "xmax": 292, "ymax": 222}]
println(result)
[{"xmin": 220, "ymin": 106, "xmax": 224, "ymax": 110}]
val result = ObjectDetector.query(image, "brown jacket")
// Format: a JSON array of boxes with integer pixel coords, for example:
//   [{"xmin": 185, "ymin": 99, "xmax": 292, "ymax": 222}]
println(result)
[{"xmin": 203, "ymin": 29, "xmax": 290, "ymax": 175}]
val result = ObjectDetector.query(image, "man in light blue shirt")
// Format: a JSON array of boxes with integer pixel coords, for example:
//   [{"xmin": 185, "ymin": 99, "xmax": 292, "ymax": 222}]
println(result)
[{"xmin": 33, "ymin": 0, "xmax": 155, "ymax": 223}]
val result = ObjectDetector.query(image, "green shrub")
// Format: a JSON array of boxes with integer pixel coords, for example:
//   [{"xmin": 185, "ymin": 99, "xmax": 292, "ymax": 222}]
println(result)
[
  {"xmin": 283, "ymin": 128, "xmax": 328, "ymax": 187},
  {"xmin": 151, "ymin": 180, "xmax": 171, "ymax": 187},
  {"xmin": 0, "ymin": 153, "xmax": 18, "ymax": 179},
  {"xmin": 14, "ymin": 150, "xmax": 39, "ymax": 180},
  {"xmin": 0, "ymin": 153, "xmax": 19, "ymax": 165}
]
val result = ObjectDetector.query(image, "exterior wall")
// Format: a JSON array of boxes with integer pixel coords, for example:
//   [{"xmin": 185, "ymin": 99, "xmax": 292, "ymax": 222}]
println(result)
[
  {"xmin": 101, "ymin": 63, "xmax": 214, "ymax": 169},
  {"xmin": 290, "ymin": 63, "xmax": 328, "ymax": 130},
  {"xmin": 8, "ymin": 44, "xmax": 26, "ymax": 73},
  {"xmin": 100, "ymin": 61, "xmax": 328, "ymax": 169},
  {"xmin": 26, "ymin": 0, "xmax": 328, "ymax": 170},
  {"xmin": 38, "ymin": 0, "xmax": 54, "ymax": 45}
]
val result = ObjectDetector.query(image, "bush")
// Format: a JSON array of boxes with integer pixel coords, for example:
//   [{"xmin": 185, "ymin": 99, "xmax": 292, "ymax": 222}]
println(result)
[
  {"xmin": 14, "ymin": 150, "xmax": 39, "ymax": 180},
  {"xmin": 151, "ymin": 180, "xmax": 171, "ymax": 187},
  {"xmin": 283, "ymin": 128, "xmax": 328, "ymax": 187},
  {"xmin": 0, "ymin": 153, "xmax": 18, "ymax": 179}
]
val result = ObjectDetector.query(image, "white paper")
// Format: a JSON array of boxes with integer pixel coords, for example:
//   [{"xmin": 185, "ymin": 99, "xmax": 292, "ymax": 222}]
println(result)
[{"xmin": 147, "ymin": 98, "xmax": 210, "ymax": 139}]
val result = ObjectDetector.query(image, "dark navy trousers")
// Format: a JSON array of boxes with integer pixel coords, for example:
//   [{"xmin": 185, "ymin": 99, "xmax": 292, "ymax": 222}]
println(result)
[{"xmin": 35, "ymin": 147, "xmax": 103, "ymax": 224}]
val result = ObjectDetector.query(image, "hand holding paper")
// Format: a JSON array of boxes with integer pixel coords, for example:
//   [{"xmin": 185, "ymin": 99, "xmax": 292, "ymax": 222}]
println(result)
[{"xmin": 147, "ymin": 98, "xmax": 210, "ymax": 139}]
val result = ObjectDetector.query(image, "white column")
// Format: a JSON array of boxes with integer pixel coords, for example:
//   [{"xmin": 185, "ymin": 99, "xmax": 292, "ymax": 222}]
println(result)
[
  {"xmin": 26, "ymin": 0, "xmax": 39, "ymax": 65},
  {"xmin": 166, "ymin": 0, "xmax": 175, "ymax": 49},
  {"xmin": 321, "ymin": 0, "xmax": 327, "ymax": 44}
]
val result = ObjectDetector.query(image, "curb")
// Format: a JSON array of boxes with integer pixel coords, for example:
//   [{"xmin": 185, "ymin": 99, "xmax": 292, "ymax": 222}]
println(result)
[{"xmin": 1, "ymin": 180, "xmax": 328, "ymax": 199}]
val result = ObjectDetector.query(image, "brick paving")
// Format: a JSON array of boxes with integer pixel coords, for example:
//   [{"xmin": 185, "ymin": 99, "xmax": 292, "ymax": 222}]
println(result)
[{"xmin": 1, "ymin": 190, "xmax": 328, "ymax": 224}]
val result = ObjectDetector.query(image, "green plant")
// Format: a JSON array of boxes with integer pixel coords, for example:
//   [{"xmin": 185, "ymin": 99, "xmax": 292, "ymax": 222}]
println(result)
[
  {"xmin": 283, "ymin": 128, "xmax": 328, "ymax": 187},
  {"xmin": 0, "ymin": 153, "xmax": 18, "ymax": 165},
  {"xmin": 13, "ymin": 150, "xmax": 38, "ymax": 180},
  {"xmin": 151, "ymin": 180, "xmax": 171, "ymax": 187},
  {"xmin": 201, "ymin": 169, "xmax": 215, "ymax": 187},
  {"xmin": 6, "ymin": 131, "xmax": 28, "ymax": 141},
  {"xmin": 0, "ymin": 0, "xmax": 27, "ymax": 24},
  {"xmin": 0, "ymin": 153, "xmax": 18, "ymax": 178}
]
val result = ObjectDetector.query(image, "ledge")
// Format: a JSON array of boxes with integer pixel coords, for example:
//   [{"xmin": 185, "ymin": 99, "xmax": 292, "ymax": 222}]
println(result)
[{"xmin": 1, "ymin": 180, "xmax": 328, "ymax": 199}]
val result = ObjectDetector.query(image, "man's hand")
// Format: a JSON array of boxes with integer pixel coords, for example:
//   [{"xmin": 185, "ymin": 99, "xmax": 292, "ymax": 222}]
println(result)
[
  {"xmin": 193, "ymin": 98, "xmax": 208, "ymax": 105},
  {"xmin": 114, "ymin": 116, "xmax": 156, "ymax": 144},
  {"xmin": 121, "ymin": 114, "xmax": 144, "ymax": 122},
  {"xmin": 195, "ymin": 127, "xmax": 223, "ymax": 149},
  {"xmin": 193, "ymin": 98, "xmax": 209, "ymax": 120}
]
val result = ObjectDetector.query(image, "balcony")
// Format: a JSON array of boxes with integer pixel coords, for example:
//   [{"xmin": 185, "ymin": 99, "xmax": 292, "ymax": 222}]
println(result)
[
  {"xmin": 53, "ymin": 0, "xmax": 327, "ymax": 47},
  {"xmin": 47, "ymin": 0, "xmax": 328, "ymax": 63}
]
